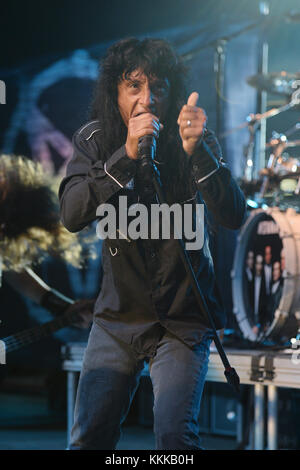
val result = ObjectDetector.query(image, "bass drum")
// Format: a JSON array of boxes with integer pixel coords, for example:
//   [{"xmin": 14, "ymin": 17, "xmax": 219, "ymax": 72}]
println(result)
[{"xmin": 232, "ymin": 207, "xmax": 300, "ymax": 343}]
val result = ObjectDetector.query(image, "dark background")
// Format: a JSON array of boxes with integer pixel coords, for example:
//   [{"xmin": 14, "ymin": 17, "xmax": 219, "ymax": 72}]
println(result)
[
  {"xmin": 0, "ymin": 0, "xmax": 258, "ymax": 68},
  {"xmin": 1, "ymin": 0, "xmax": 299, "ymax": 69}
]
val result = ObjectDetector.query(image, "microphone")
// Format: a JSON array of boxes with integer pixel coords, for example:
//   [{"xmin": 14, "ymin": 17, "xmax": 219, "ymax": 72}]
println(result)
[
  {"xmin": 137, "ymin": 134, "xmax": 158, "ymax": 182},
  {"xmin": 138, "ymin": 134, "xmax": 157, "ymax": 163}
]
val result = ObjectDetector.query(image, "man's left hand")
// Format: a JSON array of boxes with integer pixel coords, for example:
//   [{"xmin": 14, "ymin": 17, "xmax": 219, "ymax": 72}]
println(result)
[{"xmin": 177, "ymin": 92, "xmax": 207, "ymax": 156}]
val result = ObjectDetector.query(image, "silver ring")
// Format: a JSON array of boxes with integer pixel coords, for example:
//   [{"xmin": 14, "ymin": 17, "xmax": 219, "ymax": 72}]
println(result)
[{"xmin": 187, "ymin": 120, "xmax": 191, "ymax": 127}]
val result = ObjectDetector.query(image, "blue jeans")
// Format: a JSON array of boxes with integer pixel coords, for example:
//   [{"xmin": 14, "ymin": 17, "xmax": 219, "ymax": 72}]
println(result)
[{"xmin": 69, "ymin": 321, "xmax": 212, "ymax": 450}]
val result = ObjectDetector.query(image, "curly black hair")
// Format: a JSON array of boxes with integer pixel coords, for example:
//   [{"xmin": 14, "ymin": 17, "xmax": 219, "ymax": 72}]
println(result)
[{"xmin": 90, "ymin": 37, "xmax": 192, "ymax": 203}]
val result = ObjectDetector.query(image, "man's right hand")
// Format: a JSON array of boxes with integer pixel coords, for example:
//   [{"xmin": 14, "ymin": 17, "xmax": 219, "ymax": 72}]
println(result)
[{"xmin": 125, "ymin": 113, "xmax": 163, "ymax": 160}]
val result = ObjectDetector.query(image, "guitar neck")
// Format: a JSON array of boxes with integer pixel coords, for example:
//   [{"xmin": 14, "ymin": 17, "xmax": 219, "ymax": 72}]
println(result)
[{"xmin": 2, "ymin": 311, "xmax": 78, "ymax": 354}]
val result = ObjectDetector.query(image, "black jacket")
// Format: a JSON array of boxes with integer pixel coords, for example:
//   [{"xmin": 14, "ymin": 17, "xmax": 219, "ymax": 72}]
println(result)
[{"xmin": 59, "ymin": 120, "xmax": 246, "ymax": 348}]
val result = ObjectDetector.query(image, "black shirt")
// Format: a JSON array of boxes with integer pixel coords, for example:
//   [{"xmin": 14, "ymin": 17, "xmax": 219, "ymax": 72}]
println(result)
[{"xmin": 59, "ymin": 120, "xmax": 246, "ymax": 349}]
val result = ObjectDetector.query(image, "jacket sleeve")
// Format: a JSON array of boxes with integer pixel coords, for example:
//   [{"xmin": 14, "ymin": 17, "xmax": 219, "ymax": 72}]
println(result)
[
  {"xmin": 189, "ymin": 129, "xmax": 247, "ymax": 230},
  {"xmin": 59, "ymin": 121, "xmax": 137, "ymax": 233}
]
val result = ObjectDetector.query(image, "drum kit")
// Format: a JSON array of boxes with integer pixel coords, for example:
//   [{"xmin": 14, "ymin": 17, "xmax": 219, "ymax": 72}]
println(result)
[{"xmin": 230, "ymin": 70, "xmax": 300, "ymax": 346}]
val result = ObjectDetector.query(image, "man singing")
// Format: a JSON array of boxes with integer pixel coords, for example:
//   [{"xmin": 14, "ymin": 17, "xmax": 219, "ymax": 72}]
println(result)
[{"xmin": 59, "ymin": 37, "xmax": 246, "ymax": 450}]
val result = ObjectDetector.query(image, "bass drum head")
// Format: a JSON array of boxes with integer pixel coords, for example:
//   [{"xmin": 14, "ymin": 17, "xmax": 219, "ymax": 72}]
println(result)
[{"xmin": 232, "ymin": 207, "xmax": 300, "ymax": 343}]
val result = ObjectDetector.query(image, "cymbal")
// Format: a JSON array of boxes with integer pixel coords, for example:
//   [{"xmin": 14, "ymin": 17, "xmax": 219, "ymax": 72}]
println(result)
[{"xmin": 247, "ymin": 71, "xmax": 300, "ymax": 96}]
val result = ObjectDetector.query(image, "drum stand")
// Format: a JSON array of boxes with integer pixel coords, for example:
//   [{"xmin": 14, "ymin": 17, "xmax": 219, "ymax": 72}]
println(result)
[
  {"xmin": 258, "ymin": 139, "xmax": 285, "ymax": 199},
  {"xmin": 258, "ymin": 119, "xmax": 300, "ymax": 201}
]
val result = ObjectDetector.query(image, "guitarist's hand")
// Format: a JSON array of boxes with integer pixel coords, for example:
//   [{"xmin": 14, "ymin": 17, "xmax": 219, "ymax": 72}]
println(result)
[{"xmin": 65, "ymin": 299, "xmax": 95, "ymax": 329}]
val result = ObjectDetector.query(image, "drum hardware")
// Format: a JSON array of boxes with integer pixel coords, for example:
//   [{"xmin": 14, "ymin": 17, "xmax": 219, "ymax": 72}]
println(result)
[
  {"xmin": 220, "ymin": 106, "xmax": 290, "ymax": 140},
  {"xmin": 263, "ymin": 127, "xmax": 300, "ymax": 179},
  {"xmin": 221, "ymin": 76, "xmax": 300, "ymax": 141},
  {"xmin": 258, "ymin": 138, "xmax": 287, "ymax": 199},
  {"xmin": 265, "ymin": 123, "xmax": 300, "ymax": 148},
  {"xmin": 241, "ymin": 113, "xmax": 284, "ymax": 182},
  {"xmin": 224, "ymin": 94, "xmax": 300, "ymax": 185},
  {"xmin": 221, "ymin": 74, "xmax": 300, "ymax": 183},
  {"xmin": 243, "ymin": 119, "xmax": 257, "ymax": 182},
  {"xmin": 240, "ymin": 117, "xmax": 300, "ymax": 211},
  {"xmin": 247, "ymin": 71, "xmax": 300, "ymax": 98},
  {"xmin": 232, "ymin": 207, "xmax": 300, "ymax": 344}
]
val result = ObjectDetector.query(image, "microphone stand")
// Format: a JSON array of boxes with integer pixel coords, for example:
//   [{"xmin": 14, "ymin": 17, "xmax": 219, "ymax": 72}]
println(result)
[{"xmin": 138, "ymin": 139, "xmax": 240, "ymax": 397}]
